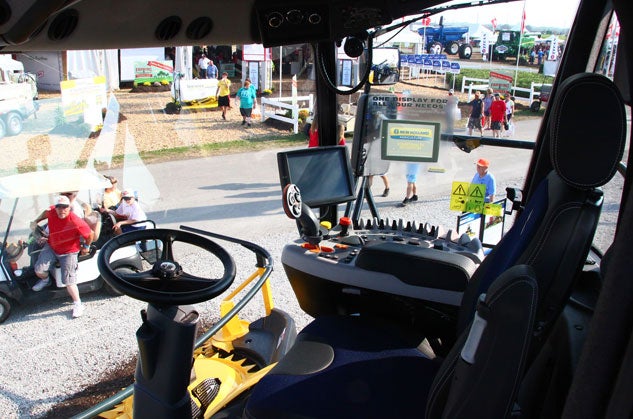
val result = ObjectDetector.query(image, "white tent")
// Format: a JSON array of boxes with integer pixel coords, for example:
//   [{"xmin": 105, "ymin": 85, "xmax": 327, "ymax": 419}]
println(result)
[
  {"xmin": 175, "ymin": 46, "xmax": 193, "ymax": 79},
  {"xmin": 375, "ymin": 29, "xmax": 423, "ymax": 46},
  {"xmin": 467, "ymin": 24, "xmax": 494, "ymax": 41},
  {"xmin": 374, "ymin": 29, "xmax": 424, "ymax": 53},
  {"xmin": 67, "ymin": 50, "xmax": 120, "ymax": 91}
]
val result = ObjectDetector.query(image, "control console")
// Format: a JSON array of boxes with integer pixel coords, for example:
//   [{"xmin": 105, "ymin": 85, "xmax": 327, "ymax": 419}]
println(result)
[{"xmin": 279, "ymin": 184, "xmax": 484, "ymax": 326}]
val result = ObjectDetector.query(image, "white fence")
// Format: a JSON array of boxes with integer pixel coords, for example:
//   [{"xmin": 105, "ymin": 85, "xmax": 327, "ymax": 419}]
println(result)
[
  {"xmin": 460, "ymin": 76, "xmax": 552, "ymax": 104},
  {"xmin": 260, "ymin": 94, "xmax": 314, "ymax": 134}
]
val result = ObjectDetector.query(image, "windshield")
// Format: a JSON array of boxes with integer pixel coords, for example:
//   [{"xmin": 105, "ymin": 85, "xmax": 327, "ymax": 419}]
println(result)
[{"xmin": 0, "ymin": 0, "xmax": 629, "ymax": 417}]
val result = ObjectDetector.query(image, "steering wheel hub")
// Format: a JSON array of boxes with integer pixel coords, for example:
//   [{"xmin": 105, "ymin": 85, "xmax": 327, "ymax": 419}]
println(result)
[{"xmin": 152, "ymin": 260, "xmax": 183, "ymax": 279}]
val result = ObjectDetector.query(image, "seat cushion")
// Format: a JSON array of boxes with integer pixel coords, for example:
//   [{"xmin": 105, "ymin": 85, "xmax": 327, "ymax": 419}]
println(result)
[{"xmin": 245, "ymin": 316, "xmax": 441, "ymax": 419}]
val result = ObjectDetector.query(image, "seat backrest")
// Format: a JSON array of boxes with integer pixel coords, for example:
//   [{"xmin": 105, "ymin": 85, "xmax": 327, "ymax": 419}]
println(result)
[
  {"xmin": 458, "ymin": 73, "xmax": 626, "ymax": 346},
  {"xmin": 426, "ymin": 264, "xmax": 538, "ymax": 418}
]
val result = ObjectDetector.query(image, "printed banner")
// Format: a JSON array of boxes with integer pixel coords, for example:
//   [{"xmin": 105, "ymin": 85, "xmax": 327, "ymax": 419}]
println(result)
[{"xmin": 134, "ymin": 60, "xmax": 174, "ymax": 85}]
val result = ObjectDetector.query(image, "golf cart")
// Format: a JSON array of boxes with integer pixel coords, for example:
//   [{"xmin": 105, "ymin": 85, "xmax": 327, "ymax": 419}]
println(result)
[
  {"xmin": 529, "ymin": 83, "xmax": 552, "ymax": 112},
  {"xmin": 0, "ymin": 168, "xmax": 152, "ymax": 323}
]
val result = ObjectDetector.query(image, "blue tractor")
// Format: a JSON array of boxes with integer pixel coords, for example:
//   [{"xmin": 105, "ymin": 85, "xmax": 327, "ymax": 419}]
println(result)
[{"xmin": 418, "ymin": 17, "xmax": 472, "ymax": 59}]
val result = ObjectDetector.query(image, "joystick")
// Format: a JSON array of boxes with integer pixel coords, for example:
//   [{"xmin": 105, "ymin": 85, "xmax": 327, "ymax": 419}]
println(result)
[{"xmin": 339, "ymin": 217, "xmax": 352, "ymax": 237}]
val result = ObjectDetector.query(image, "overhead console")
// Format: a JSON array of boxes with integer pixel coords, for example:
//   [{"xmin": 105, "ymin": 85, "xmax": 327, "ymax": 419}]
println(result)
[{"xmin": 254, "ymin": 0, "xmax": 425, "ymax": 47}]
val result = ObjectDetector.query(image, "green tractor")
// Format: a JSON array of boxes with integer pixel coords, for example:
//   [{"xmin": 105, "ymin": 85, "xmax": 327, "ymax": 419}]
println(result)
[{"xmin": 491, "ymin": 30, "xmax": 535, "ymax": 61}]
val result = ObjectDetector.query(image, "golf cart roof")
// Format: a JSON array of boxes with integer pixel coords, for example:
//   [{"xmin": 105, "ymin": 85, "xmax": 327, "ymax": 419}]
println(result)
[{"xmin": 0, "ymin": 169, "xmax": 111, "ymax": 199}]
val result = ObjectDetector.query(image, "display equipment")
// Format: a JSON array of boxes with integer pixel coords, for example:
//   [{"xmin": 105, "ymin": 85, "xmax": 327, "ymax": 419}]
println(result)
[
  {"xmin": 277, "ymin": 146, "xmax": 356, "ymax": 207},
  {"xmin": 381, "ymin": 119, "xmax": 441, "ymax": 162}
]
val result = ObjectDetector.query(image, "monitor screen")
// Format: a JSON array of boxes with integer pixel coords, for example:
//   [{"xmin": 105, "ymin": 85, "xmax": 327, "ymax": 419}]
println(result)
[
  {"xmin": 381, "ymin": 119, "xmax": 441, "ymax": 162},
  {"xmin": 277, "ymin": 146, "xmax": 356, "ymax": 208}
]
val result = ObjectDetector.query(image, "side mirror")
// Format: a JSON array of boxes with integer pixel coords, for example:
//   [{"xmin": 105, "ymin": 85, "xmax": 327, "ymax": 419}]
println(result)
[{"xmin": 368, "ymin": 47, "xmax": 400, "ymax": 85}]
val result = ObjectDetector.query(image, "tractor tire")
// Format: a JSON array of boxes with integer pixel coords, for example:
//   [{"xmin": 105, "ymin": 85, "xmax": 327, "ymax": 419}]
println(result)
[
  {"xmin": 5, "ymin": 112, "xmax": 23, "ymax": 136},
  {"xmin": 0, "ymin": 294, "xmax": 12, "ymax": 324},
  {"xmin": 429, "ymin": 42, "xmax": 443, "ymax": 55},
  {"xmin": 446, "ymin": 42, "xmax": 460, "ymax": 55},
  {"xmin": 458, "ymin": 44, "xmax": 473, "ymax": 59}
]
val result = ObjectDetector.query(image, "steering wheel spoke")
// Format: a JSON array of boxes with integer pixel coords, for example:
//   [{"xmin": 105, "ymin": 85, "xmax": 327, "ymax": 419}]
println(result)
[{"xmin": 98, "ymin": 229, "xmax": 236, "ymax": 305}]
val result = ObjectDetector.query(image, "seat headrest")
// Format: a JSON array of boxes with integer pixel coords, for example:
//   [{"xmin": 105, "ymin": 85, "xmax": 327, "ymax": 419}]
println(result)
[{"xmin": 549, "ymin": 73, "xmax": 626, "ymax": 189}]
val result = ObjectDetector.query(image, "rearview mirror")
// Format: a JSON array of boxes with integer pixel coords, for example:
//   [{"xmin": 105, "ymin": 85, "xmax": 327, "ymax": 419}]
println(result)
[{"xmin": 369, "ymin": 47, "xmax": 400, "ymax": 85}]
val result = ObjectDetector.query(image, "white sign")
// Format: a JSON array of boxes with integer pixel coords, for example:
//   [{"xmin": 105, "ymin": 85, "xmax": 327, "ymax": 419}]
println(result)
[
  {"xmin": 481, "ymin": 32, "xmax": 489, "ymax": 55},
  {"xmin": 341, "ymin": 60, "xmax": 352, "ymax": 86},
  {"xmin": 548, "ymin": 37, "xmax": 559, "ymax": 61},
  {"xmin": 249, "ymin": 62, "xmax": 259, "ymax": 90},
  {"xmin": 60, "ymin": 76, "xmax": 107, "ymax": 127},
  {"xmin": 243, "ymin": 44, "xmax": 267, "ymax": 62},
  {"xmin": 172, "ymin": 78, "xmax": 218, "ymax": 101}
]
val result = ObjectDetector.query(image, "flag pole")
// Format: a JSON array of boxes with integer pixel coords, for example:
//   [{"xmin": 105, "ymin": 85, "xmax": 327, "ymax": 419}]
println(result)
[{"xmin": 514, "ymin": 0, "xmax": 527, "ymax": 92}]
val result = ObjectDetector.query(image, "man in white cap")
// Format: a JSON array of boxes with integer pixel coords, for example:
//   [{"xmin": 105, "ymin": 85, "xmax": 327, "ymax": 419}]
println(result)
[
  {"xmin": 30, "ymin": 195, "xmax": 94, "ymax": 318},
  {"xmin": 105, "ymin": 189, "xmax": 148, "ymax": 235}
]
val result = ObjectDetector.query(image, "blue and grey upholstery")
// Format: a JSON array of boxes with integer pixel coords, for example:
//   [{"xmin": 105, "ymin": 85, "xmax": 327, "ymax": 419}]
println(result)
[{"xmin": 245, "ymin": 73, "xmax": 626, "ymax": 418}]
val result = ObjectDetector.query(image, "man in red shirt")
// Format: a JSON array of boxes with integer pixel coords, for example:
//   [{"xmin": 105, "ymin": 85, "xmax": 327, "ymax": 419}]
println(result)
[
  {"xmin": 489, "ymin": 93, "xmax": 507, "ymax": 138},
  {"xmin": 30, "ymin": 195, "xmax": 94, "ymax": 318}
]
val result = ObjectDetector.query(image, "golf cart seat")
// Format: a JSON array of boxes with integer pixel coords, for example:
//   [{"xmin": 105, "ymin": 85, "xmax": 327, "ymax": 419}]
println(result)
[{"xmin": 244, "ymin": 73, "xmax": 626, "ymax": 418}]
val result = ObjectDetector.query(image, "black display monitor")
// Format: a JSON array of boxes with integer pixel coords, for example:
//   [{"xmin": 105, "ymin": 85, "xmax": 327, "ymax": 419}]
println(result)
[{"xmin": 277, "ymin": 146, "xmax": 356, "ymax": 208}]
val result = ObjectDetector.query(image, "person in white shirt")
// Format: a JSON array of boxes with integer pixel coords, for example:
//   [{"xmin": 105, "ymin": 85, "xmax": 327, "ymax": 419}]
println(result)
[
  {"xmin": 198, "ymin": 54, "xmax": 210, "ymax": 79},
  {"xmin": 105, "ymin": 189, "xmax": 147, "ymax": 235}
]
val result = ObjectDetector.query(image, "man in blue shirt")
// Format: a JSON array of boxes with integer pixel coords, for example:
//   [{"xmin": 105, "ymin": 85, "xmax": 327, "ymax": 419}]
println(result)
[
  {"xmin": 206, "ymin": 60, "xmax": 219, "ymax": 79},
  {"xmin": 471, "ymin": 158, "xmax": 496, "ymax": 202}
]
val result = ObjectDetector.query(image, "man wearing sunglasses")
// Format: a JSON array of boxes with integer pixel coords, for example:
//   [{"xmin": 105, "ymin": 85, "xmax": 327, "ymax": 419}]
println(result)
[
  {"xmin": 106, "ymin": 189, "xmax": 147, "ymax": 235},
  {"xmin": 30, "ymin": 195, "xmax": 94, "ymax": 318}
]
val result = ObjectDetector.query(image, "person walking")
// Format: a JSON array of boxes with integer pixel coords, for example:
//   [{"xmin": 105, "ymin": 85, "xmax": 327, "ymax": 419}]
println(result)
[
  {"xmin": 483, "ymin": 88, "xmax": 494, "ymax": 129},
  {"xmin": 467, "ymin": 91, "xmax": 484, "ymax": 136},
  {"xmin": 206, "ymin": 60, "xmax": 219, "ymax": 79},
  {"xmin": 198, "ymin": 54, "xmax": 210, "ymax": 79},
  {"xmin": 30, "ymin": 195, "xmax": 94, "ymax": 318},
  {"xmin": 236, "ymin": 78, "xmax": 257, "ymax": 127},
  {"xmin": 399, "ymin": 163, "xmax": 420, "ymax": 207},
  {"xmin": 489, "ymin": 93, "xmax": 507, "ymax": 138},
  {"xmin": 216, "ymin": 72, "xmax": 231, "ymax": 120}
]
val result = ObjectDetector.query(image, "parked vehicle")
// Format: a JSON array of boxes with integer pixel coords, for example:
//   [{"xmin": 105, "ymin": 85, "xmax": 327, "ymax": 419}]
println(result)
[
  {"xmin": 0, "ymin": 169, "xmax": 153, "ymax": 324},
  {"xmin": 418, "ymin": 16, "xmax": 473, "ymax": 58}
]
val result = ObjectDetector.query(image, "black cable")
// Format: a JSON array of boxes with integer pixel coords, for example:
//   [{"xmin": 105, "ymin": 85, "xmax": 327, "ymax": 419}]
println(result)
[{"xmin": 315, "ymin": 36, "xmax": 373, "ymax": 95}]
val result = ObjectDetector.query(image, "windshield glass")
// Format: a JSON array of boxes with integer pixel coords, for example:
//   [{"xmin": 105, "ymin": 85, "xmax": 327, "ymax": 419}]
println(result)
[{"xmin": 4, "ymin": 0, "xmax": 630, "ymax": 417}]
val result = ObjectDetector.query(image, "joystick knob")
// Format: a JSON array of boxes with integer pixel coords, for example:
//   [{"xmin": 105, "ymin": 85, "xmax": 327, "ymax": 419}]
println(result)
[{"xmin": 339, "ymin": 216, "xmax": 352, "ymax": 236}]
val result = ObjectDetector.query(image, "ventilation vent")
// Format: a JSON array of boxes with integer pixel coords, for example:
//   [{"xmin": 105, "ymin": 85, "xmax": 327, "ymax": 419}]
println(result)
[
  {"xmin": 47, "ymin": 9, "xmax": 78, "ymax": 41},
  {"xmin": 186, "ymin": 16, "xmax": 213, "ymax": 40},
  {"xmin": 0, "ymin": 1, "xmax": 11, "ymax": 26},
  {"xmin": 155, "ymin": 15, "xmax": 182, "ymax": 41}
]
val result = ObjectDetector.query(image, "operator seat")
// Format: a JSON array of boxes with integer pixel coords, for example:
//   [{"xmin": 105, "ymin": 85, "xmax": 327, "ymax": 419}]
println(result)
[{"xmin": 244, "ymin": 73, "xmax": 626, "ymax": 418}]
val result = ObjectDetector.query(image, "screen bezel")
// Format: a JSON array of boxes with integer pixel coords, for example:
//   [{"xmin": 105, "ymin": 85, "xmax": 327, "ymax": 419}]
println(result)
[
  {"xmin": 380, "ymin": 119, "xmax": 441, "ymax": 162},
  {"xmin": 277, "ymin": 146, "xmax": 356, "ymax": 208}
]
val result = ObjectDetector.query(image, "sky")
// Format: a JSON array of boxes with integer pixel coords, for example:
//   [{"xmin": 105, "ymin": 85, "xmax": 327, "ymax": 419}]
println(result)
[{"xmin": 434, "ymin": 0, "xmax": 581, "ymax": 29}]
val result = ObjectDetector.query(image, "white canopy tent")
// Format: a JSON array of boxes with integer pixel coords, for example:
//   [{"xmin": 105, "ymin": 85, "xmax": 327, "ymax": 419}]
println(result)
[
  {"xmin": 374, "ymin": 29, "xmax": 424, "ymax": 53},
  {"xmin": 67, "ymin": 50, "xmax": 120, "ymax": 91}
]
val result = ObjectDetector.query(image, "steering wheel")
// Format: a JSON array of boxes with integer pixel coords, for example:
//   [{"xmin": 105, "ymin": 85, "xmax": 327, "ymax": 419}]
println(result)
[{"xmin": 97, "ymin": 229, "xmax": 236, "ymax": 305}]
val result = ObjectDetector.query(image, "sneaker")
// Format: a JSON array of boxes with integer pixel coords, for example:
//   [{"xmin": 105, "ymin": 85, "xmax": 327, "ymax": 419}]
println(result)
[
  {"xmin": 247, "ymin": 123, "xmax": 252, "ymax": 127},
  {"xmin": 382, "ymin": 188, "xmax": 390, "ymax": 197},
  {"xmin": 32, "ymin": 277, "xmax": 51, "ymax": 292},
  {"xmin": 399, "ymin": 197, "xmax": 410, "ymax": 207},
  {"xmin": 72, "ymin": 303, "xmax": 85, "ymax": 318},
  {"xmin": 241, "ymin": 120, "xmax": 246, "ymax": 125},
  {"xmin": 222, "ymin": 114, "xmax": 226, "ymax": 120},
  {"xmin": 411, "ymin": 194, "xmax": 418, "ymax": 202}
]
